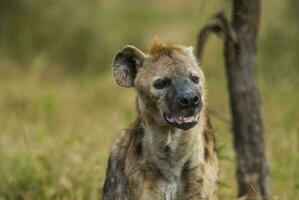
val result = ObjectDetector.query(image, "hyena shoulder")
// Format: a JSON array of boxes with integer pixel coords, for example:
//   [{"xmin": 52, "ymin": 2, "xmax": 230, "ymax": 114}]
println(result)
[
  {"xmin": 102, "ymin": 132, "xmax": 130, "ymax": 200},
  {"xmin": 102, "ymin": 119, "xmax": 144, "ymax": 200}
]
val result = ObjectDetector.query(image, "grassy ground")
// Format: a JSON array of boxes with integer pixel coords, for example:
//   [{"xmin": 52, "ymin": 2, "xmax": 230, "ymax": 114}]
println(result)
[
  {"xmin": 0, "ymin": 0, "xmax": 298, "ymax": 199},
  {"xmin": 0, "ymin": 62, "xmax": 298, "ymax": 199}
]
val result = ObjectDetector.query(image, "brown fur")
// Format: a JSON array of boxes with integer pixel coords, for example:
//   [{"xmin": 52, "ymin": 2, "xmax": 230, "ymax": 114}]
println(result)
[
  {"xmin": 148, "ymin": 38, "xmax": 185, "ymax": 59},
  {"xmin": 103, "ymin": 40, "xmax": 218, "ymax": 200}
]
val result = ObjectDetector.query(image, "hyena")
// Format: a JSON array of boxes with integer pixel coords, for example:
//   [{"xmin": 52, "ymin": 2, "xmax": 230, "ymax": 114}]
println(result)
[{"xmin": 102, "ymin": 39, "xmax": 218, "ymax": 200}]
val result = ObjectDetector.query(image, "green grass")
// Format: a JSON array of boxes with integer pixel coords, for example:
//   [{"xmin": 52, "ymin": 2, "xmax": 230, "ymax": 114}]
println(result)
[{"xmin": 0, "ymin": 0, "xmax": 298, "ymax": 199}]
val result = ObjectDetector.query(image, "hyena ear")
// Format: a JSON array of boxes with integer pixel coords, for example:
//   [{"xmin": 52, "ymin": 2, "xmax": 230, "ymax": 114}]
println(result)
[
  {"xmin": 186, "ymin": 46, "xmax": 193, "ymax": 55},
  {"xmin": 186, "ymin": 46, "xmax": 197, "ymax": 61},
  {"xmin": 112, "ymin": 45, "xmax": 146, "ymax": 87}
]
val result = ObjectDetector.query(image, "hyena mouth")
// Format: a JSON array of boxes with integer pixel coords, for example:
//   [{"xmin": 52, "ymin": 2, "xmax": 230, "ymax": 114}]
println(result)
[{"xmin": 163, "ymin": 113, "xmax": 199, "ymax": 130}]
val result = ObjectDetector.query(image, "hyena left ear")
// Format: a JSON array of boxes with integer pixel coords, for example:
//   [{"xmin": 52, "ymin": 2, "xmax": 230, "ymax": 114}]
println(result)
[{"xmin": 112, "ymin": 45, "xmax": 146, "ymax": 87}]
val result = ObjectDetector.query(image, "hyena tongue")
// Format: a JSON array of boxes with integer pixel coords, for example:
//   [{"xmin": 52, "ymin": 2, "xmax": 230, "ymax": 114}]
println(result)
[{"xmin": 166, "ymin": 115, "xmax": 175, "ymax": 123}]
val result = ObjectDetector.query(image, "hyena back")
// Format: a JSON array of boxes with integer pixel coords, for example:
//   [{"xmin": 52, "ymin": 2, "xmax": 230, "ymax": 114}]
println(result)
[{"xmin": 102, "ymin": 39, "xmax": 218, "ymax": 200}]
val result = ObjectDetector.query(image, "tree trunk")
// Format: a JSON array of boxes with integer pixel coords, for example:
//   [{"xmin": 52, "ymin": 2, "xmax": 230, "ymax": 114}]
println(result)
[
  {"xmin": 196, "ymin": 0, "xmax": 271, "ymax": 199},
  {"xmin": 227, "ymin": 0, "xmax": 271, "ymax": 199}
]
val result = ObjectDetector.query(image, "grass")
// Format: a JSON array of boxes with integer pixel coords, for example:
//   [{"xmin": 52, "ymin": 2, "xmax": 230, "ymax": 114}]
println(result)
[
  {"xmin": 0, "ymin": 62, "xmax": 298, "ymax": 199},
  {"xmin": 0, "ymin": 0, "xmax": 298, "ymax": 199}
]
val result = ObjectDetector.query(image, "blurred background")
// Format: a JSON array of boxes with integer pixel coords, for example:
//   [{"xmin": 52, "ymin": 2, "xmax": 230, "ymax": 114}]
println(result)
[{"xmin": 0, "ymin": 0, "xmax": 298, "ymax": 199}]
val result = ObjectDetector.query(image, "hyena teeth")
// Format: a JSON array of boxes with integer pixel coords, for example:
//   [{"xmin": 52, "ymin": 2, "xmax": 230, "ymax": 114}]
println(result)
[
  {"xmin": 185, "ymin": 117, "xmax": 193, "ymax": 123},
  {"xmin": 169, "ymin": 115, "xmax": 199, "ymax": 124},
  {"xmin": 184, "ymin": 116, "xmax": 196, "ymax": 123},
  {"xmin": 175, "ymin": 117, "xmax": 182, "ymax": 124}
]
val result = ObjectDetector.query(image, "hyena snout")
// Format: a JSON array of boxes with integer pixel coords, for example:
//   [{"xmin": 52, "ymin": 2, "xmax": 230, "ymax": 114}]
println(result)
[
  {"xmin": 176, "ymin": 91, "xmax": 201, "ymax": 110},
  {"xmin": 164, "ymin": 83, "xmax": 202, "ymax": 130},
  {"xmin": 167, "ymin": 81, "xmax": 202, "ymax": 114}
]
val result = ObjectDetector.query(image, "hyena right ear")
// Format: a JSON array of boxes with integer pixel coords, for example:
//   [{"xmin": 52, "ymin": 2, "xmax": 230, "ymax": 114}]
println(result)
[{"xmin": 112, "ymin": 45, "xmax": 146, "ymax": 87}]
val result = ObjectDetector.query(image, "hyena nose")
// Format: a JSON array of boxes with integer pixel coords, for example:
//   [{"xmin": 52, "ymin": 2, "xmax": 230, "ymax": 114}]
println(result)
[{"xmin": 178, "ymin": 92, "xmax": 200, "ymax": 108}]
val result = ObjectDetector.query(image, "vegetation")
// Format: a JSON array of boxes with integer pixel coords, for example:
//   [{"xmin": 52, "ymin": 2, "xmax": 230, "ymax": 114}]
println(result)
[{"xmin": 0, "ymin": 0, "xmax": 298, "ymax": 199}]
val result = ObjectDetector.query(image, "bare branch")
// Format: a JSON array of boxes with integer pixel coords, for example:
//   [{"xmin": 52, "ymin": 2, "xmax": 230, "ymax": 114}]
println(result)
[
  {"xmin": 214, "ymin": 12, "xmax": 238, "ymax": 44},
  {"xmin": 196, "ymin": 23, "xmax": 222, "ymax": 60},
  {"xmin": 196, "ymin": 12, "xmax": 238, "ymax": 60}
]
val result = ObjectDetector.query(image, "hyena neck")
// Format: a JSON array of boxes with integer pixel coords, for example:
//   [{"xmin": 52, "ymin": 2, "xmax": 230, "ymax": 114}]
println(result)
[{"xmin": 139, "ymin": 112, "xmax": 206, "ymax": 181}]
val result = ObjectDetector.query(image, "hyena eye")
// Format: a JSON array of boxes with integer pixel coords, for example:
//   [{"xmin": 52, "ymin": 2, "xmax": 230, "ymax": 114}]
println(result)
[
  {"xmin": 153, "ymin": 78, "xmax": 170, "ymax": 89},
  {"xmin": 190, "ymin": 75, "xmax": 199, "ymax": 84}
]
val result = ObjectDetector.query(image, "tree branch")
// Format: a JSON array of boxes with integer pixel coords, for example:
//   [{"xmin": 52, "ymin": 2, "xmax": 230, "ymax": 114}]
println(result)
[
  {"xmin": 196, "ymin": 12, "xmax": 238, "ymax": 60},
  {"xmin": 196, "ymin": 23, "xmax": 222, "ymax": 60}
]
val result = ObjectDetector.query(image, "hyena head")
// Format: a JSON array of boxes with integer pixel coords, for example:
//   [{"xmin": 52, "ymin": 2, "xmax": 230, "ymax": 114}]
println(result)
[{"xmin": 112, "ymin": 40, "xmax": 206, "ymax": 130}]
